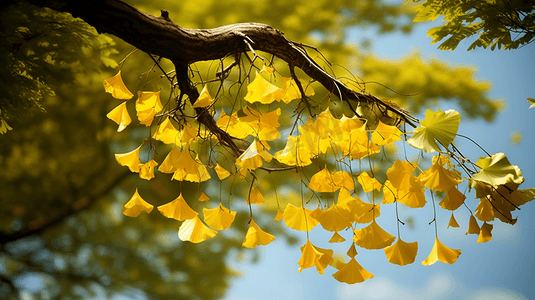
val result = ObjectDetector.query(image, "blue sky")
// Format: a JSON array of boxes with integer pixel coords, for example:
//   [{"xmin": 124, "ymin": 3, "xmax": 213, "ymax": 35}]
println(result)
[{"xmin": 223, "ymin": 14, "xmax": 535, "ymax": 300}]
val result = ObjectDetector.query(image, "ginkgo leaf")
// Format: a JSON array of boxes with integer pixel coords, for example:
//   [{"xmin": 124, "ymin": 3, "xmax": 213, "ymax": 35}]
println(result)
[
  {"xmin": 474, "ymin": 197, "xmax": 495, "ymax": 222},
  {"xmin": 466, "ymin": 215, "xmax": 480, "ymax": 235},
  {"xmin": 397, "ymin": 176, "xmax": 426, "ymax": 208},
  {"xmin": 198, "ymin": 192, "xmax": 210, "ymax": 202},
  {"xmin": 528, "ymin": 97, "xmax": 535, "ymax": 109},
  {"xmin": 203, "ymin": 203, "xmax": 236, "ymax": 230},
  {"xmin": 329, "ymin": 232, "xmax": 346, "ymax": 243},
  {"xmin": 298, "ymin": 239, "xmax": 323, "ymax": 273},
  {"xmin": 421, "ymin": 237, "xmax": 461, "ymax": 266},
  {"xmin": 244, "ymin": 72, "xmax": 284, "ymax": 104},
  {"xmin": 419, "ymin": 156, "xmax": 463, "ymax": 192},
  {"xmin": 115, "ymin": 144, "xmax": 142, "ymax": 173},
  {"xmin": 280, "ymin": 76, "xmax": 315, "ymax": 103},
  {"xmin": 447, "ymin": 213, "xmax": 460, "ymax": 228},
  {"xmin": 247, "ymin": 187, "xmax": 266, "ymax": 205},
  {"xmin": 318, "ymin": 203, "xmax": 352, "ymax": 232},
  {"xmin": 152, "ymin": 118, "xmax": 180, "ymax": 145},
  {"xmin": 357, "ymin": 172, "xmax": 382, "ymax": 193},
  {"xmin": 192, "ymin": 85, "xmax": 215, "ymax": 108},
  {"xmin": 216, "ymin": 110, "xmax": 254, "ymax": 139},
  {"xmin": 439, "ymin": 187, "xmax": 466, "ymax": 210},
  {"xmin": 353, "ymin": 220, "xmax": 395, "ymax": 250},
  {"xmin": 274, "ymin": 135, "xmax": 313, "ymax": 167},
  {"xmin": 371, "ymin": 120, "xmax": 402, "ymax": 146},
  {"xmin": 171, "ymin": 145, "xmax": 211, "ymax": 183},
  {"xmin": 347, "ymin": 243, "xmax": 358, "ymax": 258},
  {"xmin": 159, "ymin": 146, "xmax": 182, "ymax": 174},
  {"xmin": 274, "ymin": 208, "xmax": 284, "ymax": 221},
  {"xmin": 477, "ymin": 222, "xmax": 493, "ymax": 243},
  {"xmin": 386, "ymin": 160, "xmax": 416, "ymax": 191},
  {"xmin": 470, "ymin": 153, "xmax": 524, "ymax": 187},
  {"xmin": 106, "ymin": 101, "xmax": 131, "ymax": 132},
  {"xmin": 309, "ymin": 167, "xmax": 338, "ymax": 192},
  {"xmin": 332, "ymin": 171, "xmax": 355, "ymax": 191},
  {"xmin": 384, "ymin": 238, "xmax": 418, "ymax": 266},
  {"xmin": 214, "ymin": 163, "xmax": 231, "ymax": 181},
  {"xmin": 242, "ymin": 219, "xmax": 276, "ymax": 248},
  {"xmin": 139, "ymin": 159, "xmax": 158, "ymax": 180},
  {"xmin": 259, "ymin": 64, "xmax": 274, "ymax": 74},
  {"xmin": 136, "ymin": 91, "xmax": 163, "ymax": 127},
  {"xmin": 178, "ymin": 215, "xmax": 217, "ymax": 243},
  {"xmin": 382, "ymin": 180, "xmax": 397, "ymax": 204},
  {"xmin": 240, "ymin": 106, "xmax": 282, "ymax": 141},
  {"xmin": 407, "ymin": 109, "xmax": 460, "ymax": 153},
  {"xmin": 235, "ymin": 139, "xmax": 272, "ymax": 176},
  {"xmin": 122, "ymin": 188, "xmax": 154, "ymax": 217},
  {"xmin": 282, "ymin": 203, "xmax": 319, "ymax": 231},
  {"xmin": 103, "ymin": 71, "xmax": 133, "ymax": 99},
  {"xmin": 157, "ymin": 193, "xmax": 198, "ymax": 221},
  {"xmin": 332, "ymin": 258, "xmax": 374, "ymax": 284}
]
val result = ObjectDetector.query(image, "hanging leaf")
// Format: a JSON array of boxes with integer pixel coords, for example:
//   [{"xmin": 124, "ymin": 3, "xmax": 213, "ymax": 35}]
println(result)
[
  {"xmin": 178, "ymin": 215, "xmax": 217, "ymax": 243},
  {"xmin": 384, "ymin": 238, "xmax": 418, "ymax": 266},
  {"xmin": 103, "ymin": 71, "xmax": 134, "ymax": 99},
  {"xmin": 106, "ymin": 101, "xmax": 131, "ymax": 132},
  {"xmin": 407, "ymin": 109, "xmax": 460, "ymax": 152},
  {"xmin": 470, "ymin": 153, "xmax": 524, "ymax": 188}
]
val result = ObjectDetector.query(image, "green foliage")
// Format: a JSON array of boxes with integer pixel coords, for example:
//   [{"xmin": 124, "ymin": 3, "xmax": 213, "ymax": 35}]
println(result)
[
  {"xmin": 409, "ymin": 0, "xmax": 535, "ymax": 50},
  {"xmin": 0, "ymin": 2, "xmax": 118, "ymax": 131}
]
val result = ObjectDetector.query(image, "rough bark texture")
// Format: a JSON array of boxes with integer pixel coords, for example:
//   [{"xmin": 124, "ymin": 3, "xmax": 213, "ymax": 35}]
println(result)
[{"xmin": 27, "ymin": 0, "xmax": 418, "ymax": 154}]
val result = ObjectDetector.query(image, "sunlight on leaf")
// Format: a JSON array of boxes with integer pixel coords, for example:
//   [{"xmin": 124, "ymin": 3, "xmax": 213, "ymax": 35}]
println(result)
[
  {"xmin": 203, "ymin": 203, "xmax": 236, "ymax": 230},
  {"xmin": 158, "ymin": 193, "xmax": 198, "ymax": 221},
  {"xmin": 103, "ymin": 71, "xmax": 133, "ymax": 99},
  {"xmin": 242, "ymin": 219, "xmax": 276, "ymax": 248},
  {"xmin": 422, "ymin": 237, "xmax": 461, "ymax": 266},
  {"xmin": 106, "ymin": 101, "xmax": 131, "ymax": 132},
  {"xmin": 115, "ymin": 144, "xmax": 142, "ymax": 173},
  {"xmin": 178, "ymin": 215, "xmax": 217, "ymax": 243},
  {"xmin": 283, "ymin": 203, "xmax": 320, "ymax": 231},
  {"xmin": 407, "ymin": 109, "xmax": 460, "ymax": 152},
  {"xmin": 122, "ymin": 188, "xmax": 154, "ymax": 217}
]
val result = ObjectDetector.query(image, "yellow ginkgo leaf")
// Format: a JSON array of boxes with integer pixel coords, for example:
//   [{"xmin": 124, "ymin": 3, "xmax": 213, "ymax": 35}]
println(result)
[
  {"xmin": 159, "ymin": 147, "xmax": 182, "ymax": 174},
  {"xmin": 382, "ymin": 180, "xmax": 398, "ymax": 204},
  {"xmin": 466, "ymin": 215, "xmax": 480, "ymax": 235},
  {"xmin": 407, "ymin": 109, "xmax": 460, "ymax": 153},
  {"xmin": 240, "ymin": 106, "xmax": 282, "ymax": 141},
  {"xmin": 318, "ymin": 203, "xmax": 352, "ymax": 232},
  {"xmin": 282, "ymin": 203, "xmax": 320, "ymax": 231},
  {"xmin": 308, "ymin": 167, "xmax": 338, "ymax": 193},
  {"xmin": 332, "ymin": 258, "xmax": 374, "ymax": 284},
  {"xmin": 329, "ymin": 231, "xmax": 346, "ymax": 243},
  {"xmin": 216, "ymin": 110, "xmax": 254, "ymax": 139},
  {"xmin": 386, "ymin": 160, "xmax": 416, "ymax": 191},
  {"xmin": 419, "ymin": 156, "xmax": 463, "ymax": 192},
  {"xmin": 139, "ymin": 159, "xmax": 158, "ymax": 180},
  {"xmin": 203, "ymin": 203, "xmax": 236, "ymax": 230},
  {"xmin": 384, "ymin": 238, "xmax": 418, "ymax": 266},
  {"xmin": 106, "ymin": 101, "xmax": 131, "ymax": 132},
  {"xmin": 470, "ymin": 153, "xmax": 524, "ymax": 188},
  {"xmin": 157, "ymin": 193, "xmax": 198, "ymax": 221},
  {"xmin": 357, "ymin": 172, "xmax": 382, "ymax": 193},
  {"xmin": 274, "ymin": 135, "xmax": 313, "ymax": 167},
  {"xmin": 298, "ymin": 239, "xmax": 323, "ymax": 273},
  {"xmin": 115, "ymin": 144, "xmax": 142, "ymax": 173},
  {"xmin": 347, "ymin": 243, "xmax": 358, "ymax": 258},
  {"xmin": 247, "ymin": 187, "xmax": 266, "ymax": 205},
  {"xmin": 421, "ymin": 237, "xmax": 461, "ymax": 266},
  {"xmin": 474, "ymin": 197, "xmax": 495, "ymax": 222},
  {"xmin": 439, "ymin": 187, "xmax": 466, "ymax": 211},
  {"xmin": 259, "ymin": 64, "xmax": 274, "ymax": 74},
  {"xmin": 280, "ymin": 76, "xmax": 315, "ymax": 103},
  {"xmin": 235, "ymin": 139, "xmax": 273, "ymax": 176},
  {"xmin": 244, "ymin": 72, "xmax": 284, "ymax": 104},
  {"xmin": 192, "ymin": 85, "xmax": 215, "ymax": 108},
  {"xmin": 136, "ymin": 91, "xmax": 163, "ymax": 127},
  {"xmin": 103, "ymin": 71, "xmax": 133, "ymax": 99},
  {"xmin": 353, "ymin": 220, "xmax": 396, "ymax": 250},
  {"xmin": 242, "ymin": 219, "xmax": 276, "ymax": 248},
  {"xmin": 274, "ymin": 208, "xmax": 284, "ymax": 221},
  {"xmin": 397, "ymin": 176, "xmax": 426, "ymax": 208},
  {"xmin": 178, "ymin": 215, "xmax": 217, "ymax": 243},
  {"xmin": 198, "ymin": 192, "xmax": 210, "ymax": 202},
  {"xmin": 171, "ymin": 145, "xmax": 211, "ymax": 183},
  {"xmin": 214, "ymin": 163, "xmax": 231, "ymax": 181},
  {"xmin": 371, "ymin": 120, "xmax": 402, "ymax": 146},
  {"xmin": 477, "ymin": 222, "xmax": 493, "ymax": 243},
  {"xmin": 332, "ymin": 171, "xmax": 355, "ymax": 191},
  {"xmin": 447, "ymin": 213, "xmax": 460, "ymax": 228},
  {"xmin": 152, "ymin": 118, "xmax": 180, "ymax": 145},
  {"xmin": 122, "ymin": 188, "xmax": 153, "ymax": 217}
]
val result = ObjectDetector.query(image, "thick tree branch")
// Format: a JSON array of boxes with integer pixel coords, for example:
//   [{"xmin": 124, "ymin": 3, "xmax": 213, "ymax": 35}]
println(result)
[{"xmin": 27, "ymin": 0, "xmax": 418, "ymax": 134}]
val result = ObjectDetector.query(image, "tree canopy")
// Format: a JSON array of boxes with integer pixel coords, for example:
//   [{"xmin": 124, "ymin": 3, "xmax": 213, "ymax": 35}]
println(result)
[{"xmin": 1, "ymin": 0, "xmax": 533, "ymax": 299}]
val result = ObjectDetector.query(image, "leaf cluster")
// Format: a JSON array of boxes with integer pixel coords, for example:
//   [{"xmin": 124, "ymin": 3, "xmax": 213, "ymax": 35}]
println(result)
[{"xmin": 410, "ymin": 0, "xmax": 535, "ymax": 50}]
